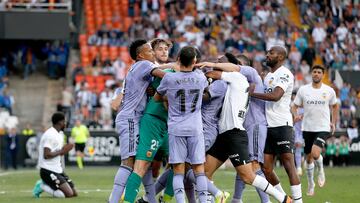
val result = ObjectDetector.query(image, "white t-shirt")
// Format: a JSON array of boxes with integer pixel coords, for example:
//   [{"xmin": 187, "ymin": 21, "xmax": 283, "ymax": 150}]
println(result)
[
  {"xmin": 219, "ymin": 72, "xmax": 249, "ymax": 133},
  {"xmin": 264, "ymin": 66, "xmax": 294, "ymax": 127},
  {"xmin": 294, "ymin": 83, "xmax": 337, "ymax": 132},
  {"xmin": 38, "ymin": 127, "xmax": 64, "ymax": 173}
]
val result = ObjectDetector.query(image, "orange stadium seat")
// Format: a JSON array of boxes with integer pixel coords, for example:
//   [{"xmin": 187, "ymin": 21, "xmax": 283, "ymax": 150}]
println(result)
[
  {"xmin": 109, "ymin": 46, "xmax": 119, "ymax": 61},
  {"xmin": 100, "ymin": 46, "xmax": 109, "ymax": 62},
  {"xmin": 75, "ymin": 75, "xmax": 85, "ymax": 84}
]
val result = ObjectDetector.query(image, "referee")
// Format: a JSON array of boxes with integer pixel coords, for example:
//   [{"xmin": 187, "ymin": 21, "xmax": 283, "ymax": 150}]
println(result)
[{"xmin": 71, "ymin": 119, "xmax": 90, "ymax": 169}]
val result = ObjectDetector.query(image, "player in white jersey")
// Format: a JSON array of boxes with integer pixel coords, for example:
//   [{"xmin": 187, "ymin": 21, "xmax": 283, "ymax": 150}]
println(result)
[
  {"xmin": 32, "ymin": 112, "xmax": 76, "ymax": 198},
  {"xmin": 292, "ymin": 65, "xmax": 338, "ymax": 196},
  {"xmin": 250, "ymin": 46, "xmax": 303, "ymax": 203}
]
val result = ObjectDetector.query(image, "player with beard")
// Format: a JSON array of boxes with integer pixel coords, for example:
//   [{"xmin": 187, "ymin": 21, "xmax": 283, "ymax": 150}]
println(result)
[
  {"xmin": 292, "ymin": 65, "xmax": 338, "ymax": 196},
  {"xmin": 250, "ymin": 46, "xmax": 303, "ymax": 203}
]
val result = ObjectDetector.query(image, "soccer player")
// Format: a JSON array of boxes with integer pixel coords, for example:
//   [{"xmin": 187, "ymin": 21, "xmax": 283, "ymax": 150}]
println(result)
[
  {"xmin": 291, "ymin": 92, "xmax": 304, "ymax": 176},
  {"xmin": 250, "ymin": 46, "xmax": 303, "ymax": 203},
  {"xmin": 292, "ymin": 65, "xmax": 338, "ymax": 196},
  {"xmin": 123, "ymin": 39, "xmax": 174, "ymax": 203},
  {"xmin": 32, "ymin": 112, "xmax": 77, "ymax": 198},
  {"xmin": 217, "ymin": 53, "xmax": 271, "ymax": 203},
  {"xmin": 109, "ymin": 39, "xmax": 166, "ymax": 203},
  {"xmin": 70, "ymin": 119, "xmax": 90, "ymax": 169},
  {"xmin": 196, "ymin": 60, "xmax": 292, "ymax": 203},
  {"xmin": 154, "ymin": 46, "xmax": 209, "ymax": 203}
]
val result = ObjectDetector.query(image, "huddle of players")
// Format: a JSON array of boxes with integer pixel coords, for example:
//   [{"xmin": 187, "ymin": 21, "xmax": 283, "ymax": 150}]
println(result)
[
  {"xmin": 107, "ymin": 37, "xmax": 301, "ymax": 203},
  {"xmin": 108, "ymin": 35, "xmax": 339, "ymax": 203}
]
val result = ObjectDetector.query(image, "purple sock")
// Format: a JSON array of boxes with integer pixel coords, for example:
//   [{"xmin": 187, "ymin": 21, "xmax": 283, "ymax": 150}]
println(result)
[
  {"xmin": 184, "ymin": 177, "xmax": 196, "ymax": 203},
  {"xmin": 142, "ymin": 168, "xmax": 156, "ymax": 203},
  {"xmin": 195, "ymin": 173, "xmax": 208, "ymax": 203},
  {"xmin": 155, "ymin": 168, "xmax": 171, "ymax": 195},
  {"xmin": 109, "ymin": 165, "xmax": 132, "ymax": 203},
  {"xmin": 233, "ymin": 174, "xmax": 245, "ymax": 200},
  {"xmin": 295, "ymin": 147, "xmax": 302, "ymax": 169},
  {"xmin": 173, "ymin": 174, "xmax": 185, "ymax": 203},
  {"xmin": 255, "ymin": 169, "xmax": 270, "ymax": 203},
  {"xmin": 186, "ymin": 169, "xmax": 220, "ymax": 196}
]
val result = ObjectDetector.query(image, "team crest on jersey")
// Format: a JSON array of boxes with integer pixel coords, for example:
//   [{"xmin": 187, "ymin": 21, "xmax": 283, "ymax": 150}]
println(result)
[
  {"xmin": 322, "ymin": 92, "xmax": 327, "ymax": 99},
  {"xmin": 269, "ymin": 77, "xmax": 274, "ymax": 85},
  {"xmin": 146, "ymin": 150, "xmax": 152, "ymax": 157}
]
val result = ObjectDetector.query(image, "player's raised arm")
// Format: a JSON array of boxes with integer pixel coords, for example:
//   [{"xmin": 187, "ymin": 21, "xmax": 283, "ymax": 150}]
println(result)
[
  {"xmin": 151, "ymin": 68, "xmax": 166, "ymax": 78},
  {"xmin": 196, "ymin": 62, "xmax": 240, "ymax": 72}
]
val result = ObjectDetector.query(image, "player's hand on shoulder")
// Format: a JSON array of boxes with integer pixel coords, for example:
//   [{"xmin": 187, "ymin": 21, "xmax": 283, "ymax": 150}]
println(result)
[
  {"xmin": 294, "ymin": 114, "xmax": 303, "ymax": 122},
  {"xmin": 62, "ymin": 143, "xmax": 74, "ymax": 154},
  {"xmin": 146, "ymin": 86, "xmax": 155, "ymax": 96},
  {"xmin": 248, "ymin": 84, "xmax": 256, "ymax": 95}
]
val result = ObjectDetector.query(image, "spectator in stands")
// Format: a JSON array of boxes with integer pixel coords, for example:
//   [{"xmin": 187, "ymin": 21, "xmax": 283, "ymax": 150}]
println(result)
[
  {"xmin": 112, "ymin": 57, "xmax": 126, "ymax": 82},
  {"xmin": 99, "ymin": 87, "xmax": 113, "ymax": 123},
  {"xmin": 61, "ymin": 86, "xmax": 74, "ymax": 124},
  {"xmin": 338, "ymin": 135, "xmax": 350, "ymax": 166},
  {"xmin": 22, "ymin": 123, "xmax": 35, "ymax": 136},
  {"xmin": 5, "ymin": 127, "xmax": 18, "ymax": 170},
  {"xmin": 47, "ymin": 45, "xmax": 58, "ymax": 79},
  {"xmin": 2, "ymin": 88, "xmax": 14, "ymax": 115},
  {"xmin": 22, "ymin": 47, "xmax": 36, "ymax": 80},
  {"xmin": 347, "ymin": 119, "xmax": 358, "ymax": 142},
  {"xmin": 324, "ymin": 136, "xmax": 337, "ymax": 167},
  {"xmin": 57, "ymin": 45, "xmax": 67, "ymax": 78}
]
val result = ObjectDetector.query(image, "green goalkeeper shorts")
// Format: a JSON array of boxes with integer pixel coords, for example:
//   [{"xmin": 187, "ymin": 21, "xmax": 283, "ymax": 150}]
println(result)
[{"xmin": 136, "ymin": 114, "xmax": 168, "ymax": 162}]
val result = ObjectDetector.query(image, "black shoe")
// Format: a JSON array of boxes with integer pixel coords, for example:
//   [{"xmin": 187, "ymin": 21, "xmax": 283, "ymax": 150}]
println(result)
[
  {"xmin": 136, "ymin": 197, "xmax": 149, "ymax": 203},
  {"xmin": 158, "ymin": 195, "xmax": 165, "ymax": 203}
]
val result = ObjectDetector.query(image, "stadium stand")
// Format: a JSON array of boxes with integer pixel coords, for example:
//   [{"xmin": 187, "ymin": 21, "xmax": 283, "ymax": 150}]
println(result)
[{"xmin": 66, "ymin": 0, "xmax": 360, "ymax": 136}]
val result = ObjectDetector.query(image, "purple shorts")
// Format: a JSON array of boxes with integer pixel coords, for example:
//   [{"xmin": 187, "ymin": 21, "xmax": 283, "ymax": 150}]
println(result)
[
  {"xmin": 246, "ymin": 124, "xmax": 267, "ymax": 163},
  {"xmin": 116, "ymin": 118, "xmax": 140, "ymax": 160},
  {"xmin": 169, "ymin": 135, "xmax": 205, "ymax": 165}
]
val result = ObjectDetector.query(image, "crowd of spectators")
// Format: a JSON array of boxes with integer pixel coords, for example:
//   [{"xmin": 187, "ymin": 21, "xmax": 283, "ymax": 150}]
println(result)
[{"xmin": 70, "ymin": 0, "xmax": 360, "ymax": 133}]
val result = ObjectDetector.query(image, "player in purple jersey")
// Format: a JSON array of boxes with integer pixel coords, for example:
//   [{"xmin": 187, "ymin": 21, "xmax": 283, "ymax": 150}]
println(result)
[
  {"xmin": 108, "ymin": 39, "xmax": 166, "ymax": 203},
  {"xmin": 291, "ymin": 91, "xmax": 304, "ymax": 176},
  {"xmin": 194, "ymin": 60, "xmax": 292, "ymax": 203},
  {"xmin": 154, "ymin": 46, "xmax": 209, "ymax": 203}
]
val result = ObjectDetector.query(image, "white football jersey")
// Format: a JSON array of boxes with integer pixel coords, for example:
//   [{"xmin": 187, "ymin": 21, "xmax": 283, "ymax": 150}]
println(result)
[
  {"xmin": 219, "ymin": 72, "xmax": 249, "ymax": 133},
  {"xmin": 294, "ymin": 83, "xmax": 337, "ymax": 132},
  {"xmin": 264, "ymin": 66, "xmax": 294, "ymax": 127},
  {"xmin": 38, "ymin": 127, "xmax": 64, "ymax": 173}
]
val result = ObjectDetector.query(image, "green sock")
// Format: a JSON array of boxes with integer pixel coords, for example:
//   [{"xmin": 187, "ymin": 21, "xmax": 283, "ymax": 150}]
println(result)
[
  {"xmin": 76, "ymin": 156, "xmax": 83, "ymax": 169},
  {"xmin": 164, "ymin": 169, "xmax": 174, "ymax": 199},
  {"xmin": 124, "ymin": 172, "xmax": 142, "ymax": 203}
]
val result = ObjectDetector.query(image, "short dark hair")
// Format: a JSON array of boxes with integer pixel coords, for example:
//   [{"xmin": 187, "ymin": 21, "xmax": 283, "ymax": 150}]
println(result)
[
  {"xmin": 224, "ymin": 52, "xmax": 240, "ymax": 65},
  {"xmin": 194, "ymin": 47, "xmax": 202, "ymax": 63},
  {"xmin": 236, "ymin": 54, "xmax": 252, "ymax": 66},
  {"xmin": 179, "ymin": 46, "xmax": 196, "ymax": 67},
  {"xmin": 129, "ymin": 39, "xmax": 147, "ymax": 60},
  {"xmin": 312, "ymin": 65, "xmax": 325, "ymax": 73},
  {"xmin": 150, "ymin": 38, "xmax": 173, "ymax": 50},
  {"xmin": 52, "ymin": 112, "xmax": 65, "ymax": 125}
]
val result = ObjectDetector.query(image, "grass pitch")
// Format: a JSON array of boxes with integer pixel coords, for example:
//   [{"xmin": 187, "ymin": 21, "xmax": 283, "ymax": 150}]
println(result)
[{"xmin": 0, "ymin": 166, "xmax": 359, "ymax": 203}]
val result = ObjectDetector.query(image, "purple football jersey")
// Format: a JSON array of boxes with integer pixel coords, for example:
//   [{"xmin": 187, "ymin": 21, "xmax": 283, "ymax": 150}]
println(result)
[
  {"xmin": 239, "ymin": 66, "xmax": 267, "ymax": 128},
  {"xmin": 157, "ymin": 71, "xmax": 208, "ymax": 136},
  {"xmin": 202, "ymin": 80, "xmax": 227, "ymax": 150},
  {"xmin": 116, "ymin": 60, "xmax": 156, "ymax": 121}
]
